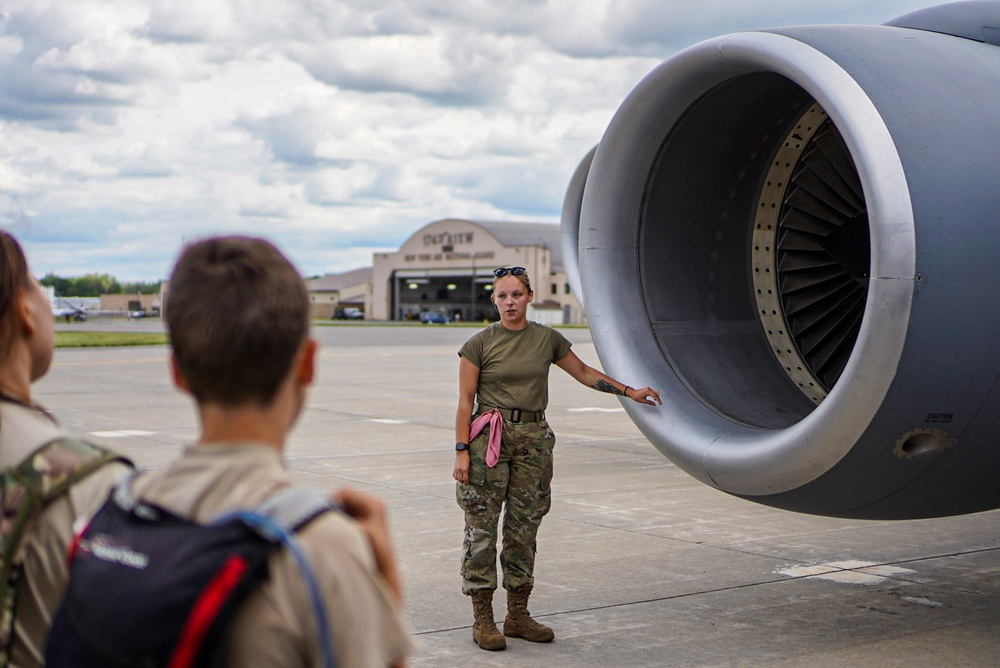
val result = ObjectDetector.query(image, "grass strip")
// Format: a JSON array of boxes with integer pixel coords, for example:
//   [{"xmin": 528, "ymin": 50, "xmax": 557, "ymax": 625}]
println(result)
[{"xmin": 55, "ymin": 331, "xmax": 169, "ymax": 348}]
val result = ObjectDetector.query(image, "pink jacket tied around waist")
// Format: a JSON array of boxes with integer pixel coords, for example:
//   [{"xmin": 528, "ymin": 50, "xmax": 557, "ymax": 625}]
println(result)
[{"xmin": 469, "ymin": 409, "xmax": 504, "ymax": 468}]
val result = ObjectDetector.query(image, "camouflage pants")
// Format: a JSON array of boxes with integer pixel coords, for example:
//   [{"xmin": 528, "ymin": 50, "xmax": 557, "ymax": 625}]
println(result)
[{"xmin": 456, "ymin": 418, "xmax": 555, "ymax": 596}]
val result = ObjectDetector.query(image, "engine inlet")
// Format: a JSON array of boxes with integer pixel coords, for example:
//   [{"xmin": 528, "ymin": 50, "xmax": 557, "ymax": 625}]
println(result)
[{"xmin": 753, "ymin": 103, "xmax": 870, "ymax": 403}]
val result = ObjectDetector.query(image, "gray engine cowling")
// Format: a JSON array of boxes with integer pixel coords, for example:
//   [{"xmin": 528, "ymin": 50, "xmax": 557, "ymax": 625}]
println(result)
[{"xmin": 566, "ymin": 1, "xmax": 1000, "ymax": 518}]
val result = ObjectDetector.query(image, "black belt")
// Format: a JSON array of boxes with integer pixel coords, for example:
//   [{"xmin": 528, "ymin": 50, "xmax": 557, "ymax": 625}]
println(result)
[{"xmin": 475, "ymin": 406, "xmax": 545, "ymax": 423}]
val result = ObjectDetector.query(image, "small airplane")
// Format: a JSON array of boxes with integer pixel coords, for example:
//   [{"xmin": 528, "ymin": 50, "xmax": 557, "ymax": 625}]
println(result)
[{"xmin": 52, "ymin": 299, "xmax": 88, "ymax": 322}]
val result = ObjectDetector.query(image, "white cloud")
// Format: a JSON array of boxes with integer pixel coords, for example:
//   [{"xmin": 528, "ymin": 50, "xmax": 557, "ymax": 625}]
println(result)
[
  {"xmin": 146, "ymin": 0, "xmax": 238, "ymax": 43},
  {"xmin": 34, "ymin": 31, "xmax": 169, "ymax": 84},
  {"xmin": 305, "ymin": 164, "xmax": 384, "ymax": 205},
  {"xmin": 541, "ymin": 0, "xmax": 943, "ymax": 55},
  {"xmin": 2, "ymin": 0, "xmax": 945, "ymax": 280},
  {"xmin": 0, "ymin": 35, "xmax": 24, "ymax": 59},
  {"xmin": 288, "ymin": 30, "xmax": 520, "ymax": 104}
]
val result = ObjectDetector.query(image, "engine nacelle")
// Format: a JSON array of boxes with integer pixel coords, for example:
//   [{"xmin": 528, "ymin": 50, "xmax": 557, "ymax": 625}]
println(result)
[
  {"xmin": 560, "ymin": 145, "xmax": 595, "ymax": 306},
  {"xmin": 568, "ymin": 1, "xmax": 1000, "ymax": 518}
]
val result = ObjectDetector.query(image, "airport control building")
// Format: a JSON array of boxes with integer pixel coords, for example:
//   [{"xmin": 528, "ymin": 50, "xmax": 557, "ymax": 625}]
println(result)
[{"xmin": 370, "ymin": 218, "xmax": 583, "ymax": 324}]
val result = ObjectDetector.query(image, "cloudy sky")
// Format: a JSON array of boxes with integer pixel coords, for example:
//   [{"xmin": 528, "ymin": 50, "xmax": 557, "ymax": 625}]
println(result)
[{"xmin": 2, "ymin": 0, "xmax": 938, "ymax": 281}]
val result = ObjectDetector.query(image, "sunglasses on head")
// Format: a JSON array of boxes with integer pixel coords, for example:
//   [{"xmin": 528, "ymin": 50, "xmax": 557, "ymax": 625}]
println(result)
[{"xmin": 493, "ymin": 266, "xmax": 526, "ymax": 278}]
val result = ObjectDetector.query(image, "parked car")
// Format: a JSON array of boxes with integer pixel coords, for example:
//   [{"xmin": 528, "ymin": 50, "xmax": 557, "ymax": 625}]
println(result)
[
  {"xmin": 333, "ymin": 307, "xmax": 364, "ymax": 320},
  {"xmin": 420, "ymin": 311, "xmax": 450, "ymax": 324}
]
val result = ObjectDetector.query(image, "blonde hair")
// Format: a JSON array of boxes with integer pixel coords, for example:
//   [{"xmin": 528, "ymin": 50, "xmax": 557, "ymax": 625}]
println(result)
[{"xmin": 492, "ymin": 270, "xmax": 531, "ymax": 296}]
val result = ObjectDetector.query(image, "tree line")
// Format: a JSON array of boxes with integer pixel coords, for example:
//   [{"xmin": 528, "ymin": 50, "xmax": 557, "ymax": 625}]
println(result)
[{"xmin": 41, "ymin": 273, "xmax": 162, "ymax": 297}]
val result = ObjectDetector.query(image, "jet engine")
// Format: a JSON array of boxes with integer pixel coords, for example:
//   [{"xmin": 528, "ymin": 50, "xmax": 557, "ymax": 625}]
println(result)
[
  {"xmin": 561, "ymin": 145, "xmax": 595, "ymax": 305},
  {"xmin": 566, "ymin": 1, "xmax": 1000, "ymax": 518}
]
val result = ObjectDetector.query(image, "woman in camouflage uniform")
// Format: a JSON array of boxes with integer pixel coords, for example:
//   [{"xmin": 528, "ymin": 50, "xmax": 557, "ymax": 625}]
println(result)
[{"xmin": 453, "ymin": 266, "xmax": 661, "ymax": 651}]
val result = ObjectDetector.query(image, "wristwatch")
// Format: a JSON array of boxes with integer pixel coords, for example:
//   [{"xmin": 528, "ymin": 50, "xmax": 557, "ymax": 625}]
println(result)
[{"xmin": 455, "ymin": 442, "xmax": 469, "ymax": 452}]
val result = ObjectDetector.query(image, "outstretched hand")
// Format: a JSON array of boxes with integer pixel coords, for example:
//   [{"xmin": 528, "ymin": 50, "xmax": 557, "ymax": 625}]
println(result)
[
  {"xmin": 333, "ymin": 487, "xmax": 403, "ymax": 603},
  {"xmin": 627, "ymin": 386, "xmax": 662, "ymax": 406}
]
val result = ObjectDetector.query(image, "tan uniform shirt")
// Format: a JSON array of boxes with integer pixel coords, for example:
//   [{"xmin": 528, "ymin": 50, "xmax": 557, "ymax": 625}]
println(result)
[
  {"xmin": 130, "ymin": 444, "xmax": 412, "ymax": 668},
  {"xmin": 0, "ymin": 401, "xmax": 130, "ymax": 668}
]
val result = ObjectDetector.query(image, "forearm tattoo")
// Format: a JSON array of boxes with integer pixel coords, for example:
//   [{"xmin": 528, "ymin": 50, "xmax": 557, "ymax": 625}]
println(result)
[{"xmin": 593, "ymin": 379, "xmax": 625, "ymax": 395}]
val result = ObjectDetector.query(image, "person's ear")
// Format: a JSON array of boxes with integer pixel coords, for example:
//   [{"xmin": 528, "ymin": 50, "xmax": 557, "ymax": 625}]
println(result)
[
  {"xmin": 170, "ymin": 354, "xmax": 191, "ymax": 394},
  {"xmin": 527, "ymin": 289, "xmax": 534, "ymax": 304},
  {"xmin": 17, "ymin": 288, "xmax": 37, "ymax": 337},
  {"xmin": 296, "ymin": 339, "xmax": 317, "ymax": 387}
]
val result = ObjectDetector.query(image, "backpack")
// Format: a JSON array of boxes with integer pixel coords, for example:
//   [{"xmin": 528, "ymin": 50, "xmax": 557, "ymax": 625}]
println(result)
[
  {"xmin": 0, "ymin": 435, "xmax": 129, "ymax": 668},
  {"xmin": 46, "ymin": 472, "xmax": 339, "ymax": 668}
]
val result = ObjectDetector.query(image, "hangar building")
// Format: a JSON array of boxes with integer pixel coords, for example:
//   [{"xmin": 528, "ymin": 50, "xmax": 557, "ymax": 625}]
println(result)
[
  {"xmin": 306, "ymin": 267, "xmax": 372, "ymax": 319},
  {"xmin": 370, "ymin": 218, "xmax": 583, "ymax": 323}
]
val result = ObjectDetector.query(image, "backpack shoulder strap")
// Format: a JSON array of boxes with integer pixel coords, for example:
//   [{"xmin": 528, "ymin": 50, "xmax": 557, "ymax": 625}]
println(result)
[
  {"xmin": 216, "ymin": 487, "xmax": 342, "ymax": 668},
  {"xmin": 252, "ymin": 485, "xmax": 339, "ymax": 535},
  {"xmin": 0, "ymin": 436, "xmax": 132, "ymax": 667},
  {"xmin": 9, "ymin": 436, "xmax": 131, "ymax": 506},
  {"xmin": 2, "ymin": 435, "xmax": 131, "ymax": 579}
]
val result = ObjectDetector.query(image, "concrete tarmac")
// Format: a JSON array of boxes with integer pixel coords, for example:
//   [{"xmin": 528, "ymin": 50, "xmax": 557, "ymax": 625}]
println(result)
[{"xmin": 40, "ymin": 323, "xmax": 1000, "ymax": 667}]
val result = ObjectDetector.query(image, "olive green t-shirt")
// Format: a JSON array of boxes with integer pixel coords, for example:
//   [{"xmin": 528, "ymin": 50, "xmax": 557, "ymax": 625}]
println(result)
[{"xmin": 459, "ymin": 321, "xmax": 572, "ymax": 412}]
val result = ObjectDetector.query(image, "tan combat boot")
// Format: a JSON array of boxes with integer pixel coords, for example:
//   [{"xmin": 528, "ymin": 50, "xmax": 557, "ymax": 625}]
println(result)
[
  {"xmin": 471, "ymin": 590, "xmax": 507, "ymax": 650},
  {"xmin": 503, "ymin": 585, "xmax": 554, "ymax": 642}
]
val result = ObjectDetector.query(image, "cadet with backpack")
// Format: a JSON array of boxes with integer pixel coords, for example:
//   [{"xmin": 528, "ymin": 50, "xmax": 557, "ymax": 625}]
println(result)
[
  {"xmin": 0, "ymin": 230, "xmax": 132, "ymax": 667},
  {"xmin": 47, "ymin": 473, "xmax": 343, "ymax": 667},
  {"xmin": 48, "ymin": 237, "xmax": 412, "ymax": 668}
]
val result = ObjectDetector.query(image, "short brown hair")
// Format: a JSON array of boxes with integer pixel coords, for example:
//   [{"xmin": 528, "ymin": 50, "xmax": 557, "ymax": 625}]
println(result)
[
  {"xmin": 0, "ymin": 231, "xmax": 33, "ymax": 364},
  {"xmin": 166, "ymin": 237, "xmax": 309, "ymax": 407}
]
